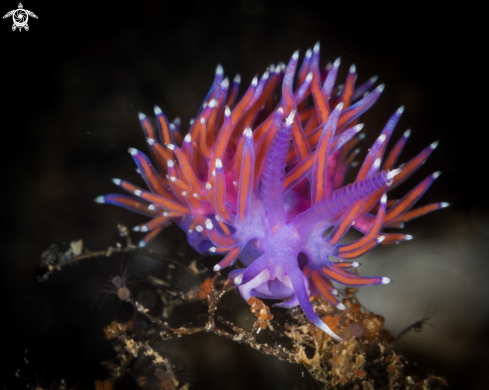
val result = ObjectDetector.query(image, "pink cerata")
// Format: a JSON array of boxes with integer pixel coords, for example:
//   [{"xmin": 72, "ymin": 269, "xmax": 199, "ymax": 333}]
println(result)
[{"xmin": 96, "ymin": 43, "xmax": 448, "ymax": 341}]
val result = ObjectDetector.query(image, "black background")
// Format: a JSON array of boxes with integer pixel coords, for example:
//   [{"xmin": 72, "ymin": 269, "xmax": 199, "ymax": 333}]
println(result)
[{"xmin": 1, "ymin": 1, "xmax": 487, "ymax": 389}]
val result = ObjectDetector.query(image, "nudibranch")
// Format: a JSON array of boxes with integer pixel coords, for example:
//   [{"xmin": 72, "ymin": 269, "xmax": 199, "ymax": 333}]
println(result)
[{"xmin": 96, "ymin": 43, "xmax": 448, "ymax": 341}]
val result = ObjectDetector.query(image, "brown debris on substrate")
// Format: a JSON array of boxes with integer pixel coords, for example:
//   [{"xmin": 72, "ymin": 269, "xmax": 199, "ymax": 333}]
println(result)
[
  {"xmin": 281, "ymin": 288, "xmax": 446, "ymax": 389},
  {"xmin": 35, "ymin": 238, "xmax": 446, "ymax": 390},
  {"xmin": 99, "ymin": 275, "xmax": 446, "ymax": 390}
]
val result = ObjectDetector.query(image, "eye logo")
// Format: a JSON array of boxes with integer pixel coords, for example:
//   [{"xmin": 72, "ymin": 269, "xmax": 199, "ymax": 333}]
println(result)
[{"xmin": 3, "ymin": 3, "xmax": 37, "ymax": 32}]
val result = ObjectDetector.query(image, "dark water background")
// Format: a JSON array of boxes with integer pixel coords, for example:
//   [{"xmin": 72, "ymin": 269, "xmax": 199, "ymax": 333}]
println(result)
[{"xmin": 1, "ymin": 1, "xmax": 486, "ymax": 389}]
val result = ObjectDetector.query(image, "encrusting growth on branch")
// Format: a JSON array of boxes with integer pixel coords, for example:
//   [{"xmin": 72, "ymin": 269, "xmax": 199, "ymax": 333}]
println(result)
[{"xmin": 33, "ymin": 232, "xmax": 446, "ymax": 389}]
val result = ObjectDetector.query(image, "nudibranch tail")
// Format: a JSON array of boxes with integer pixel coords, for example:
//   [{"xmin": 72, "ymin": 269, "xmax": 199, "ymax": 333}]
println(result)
[{"xmin": 97, "ymin": 43, "xmax": 447, "ymax": 341}]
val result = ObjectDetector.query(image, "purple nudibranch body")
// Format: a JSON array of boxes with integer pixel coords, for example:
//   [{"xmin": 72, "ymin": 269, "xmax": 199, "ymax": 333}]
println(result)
[{"xmin": 96, "ymin": 43, "xmax": 448, "ymax": 341}]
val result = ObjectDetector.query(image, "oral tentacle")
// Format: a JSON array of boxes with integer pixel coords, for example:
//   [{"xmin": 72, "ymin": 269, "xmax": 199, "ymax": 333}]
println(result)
[{"xmin": 288, "ymin": 265, "xmax": 343, "ymax": 341}]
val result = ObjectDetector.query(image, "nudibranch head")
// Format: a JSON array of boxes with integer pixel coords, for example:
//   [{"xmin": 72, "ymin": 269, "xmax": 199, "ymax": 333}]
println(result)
[{"xmin": 96, "ymin": 43, "xmax": 448, "ymax": 341}]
